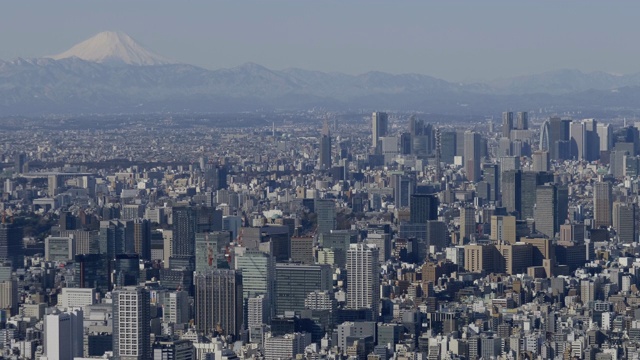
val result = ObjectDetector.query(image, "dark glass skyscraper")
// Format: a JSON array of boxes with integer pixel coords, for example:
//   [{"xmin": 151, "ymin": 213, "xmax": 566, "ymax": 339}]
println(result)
[
  {"xmin": 410, "ymin": 194, "xmax": 439, "ymax": 224},
  {"xmin": 0, "ymin": 223, "xmax": 23, "ymax": 269}
]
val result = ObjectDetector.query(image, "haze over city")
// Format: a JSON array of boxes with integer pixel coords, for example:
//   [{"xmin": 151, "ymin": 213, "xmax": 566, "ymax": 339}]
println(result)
[{"xmin": 2, "ymin": 2, "xmax": 640, "ymax": 360}]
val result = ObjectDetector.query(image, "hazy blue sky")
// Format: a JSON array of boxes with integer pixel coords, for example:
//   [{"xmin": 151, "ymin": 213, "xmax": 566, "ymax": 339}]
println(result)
[{"xmin": 2, "ymin": 1, "xmax": 639, "ymax": 81}]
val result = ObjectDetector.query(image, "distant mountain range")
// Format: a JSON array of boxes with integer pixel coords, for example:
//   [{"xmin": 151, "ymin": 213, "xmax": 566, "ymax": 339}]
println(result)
[{"xmin": 1, "ymin": 31, "xmax": 640, "ymax": 116}]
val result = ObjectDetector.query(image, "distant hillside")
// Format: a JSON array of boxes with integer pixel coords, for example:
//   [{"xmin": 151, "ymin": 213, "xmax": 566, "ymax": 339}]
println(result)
[{"xmin": 2, "ymin": 32, "xmax": 640, "ymax": 116}]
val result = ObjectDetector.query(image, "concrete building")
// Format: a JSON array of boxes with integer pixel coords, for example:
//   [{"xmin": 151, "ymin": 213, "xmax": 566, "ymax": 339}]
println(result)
[
  {"xmin": 264, "ymin": 332, "xmax": 311, "ymax": 360},
  {"xmin": 57, "ymin": 288, "xmax": 95, "ymax": 309},
  {"xmin": 346, "ymin": 243, "xmax": 380, "ymax": 318},
  {"xmin": 593, "ymin": 181, "xmax": 612, "ymax": 229},
  {"xmin": 45, "ymin": 236, "xmax": 75, "ymax": 262},
  {"xmin": 42, "ymin": 308, "xmax": 84, "ymax": 360},
  {"xmin": 194, "ymin": 270, "xmax": 243, "ymax": 338},
  {"xmin": 113, "ymin": 286, "xmax": 151, "ymax": 360}
]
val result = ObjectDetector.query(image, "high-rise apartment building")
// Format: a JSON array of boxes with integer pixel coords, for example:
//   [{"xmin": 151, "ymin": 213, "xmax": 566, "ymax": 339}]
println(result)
[
  {"xmin": 113, "ymin": 286, "xmax": 151, "ymax": 360},
  {"xmin": 346, "ymin": 243, "xmax": 380, "ymax": 317}
]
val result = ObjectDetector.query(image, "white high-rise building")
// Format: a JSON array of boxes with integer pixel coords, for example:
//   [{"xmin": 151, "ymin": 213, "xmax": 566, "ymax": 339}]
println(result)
[
  {"xmin": 346, "ymin": 243, "xmax": 380, "ymax": 317},
  {"xmin": 247, "ymin": 295, "xmax": 268, "ymax": 328},
  {"xmin": 113, "ymin": 286, "xmax": 150, "ymax": 360},
  {"xmin": 42, "ymin": 308, "xmax": 84, "ymax": 360}
]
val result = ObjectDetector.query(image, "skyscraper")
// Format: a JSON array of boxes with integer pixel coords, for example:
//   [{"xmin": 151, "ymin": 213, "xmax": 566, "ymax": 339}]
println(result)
[
  {"xmin": 532, "ymin": 151, "xmax": 550, "ymax": 172},
  {"xmin": 346, "ymin": 243, "xmax": 380, "ymax": 318},
  {"xmin": 502, "ymin": 112, "xmax": 514, "ymax": 138},
  {"xmin": 72, "ymin": 254, "xmax": 109, "ymax": 294},
  {"xmin": 319, "ymin": 120, "xmax": 332, "ymax": 170},
  {"xmin": 570, "ymin": 121, "xmax": 585, "ymax": 160},
  {"xmin": 583, "ymin": 118, "xmax": 600, "ymax": 161},
  {"xmin": 133, "ymin": 219, "xmax": 151, "ymax": 261},
  {"xmin": 593, "ymin": 181, "xmax": 612, "ymax": 229},
  {"xmin": 440, "ymin": 131, "xmax": 457, "ymax": 164},
  {"xmin": 410, "ymin": 194, "xmax": 439, "ymax": 224},
  {"xmin": 490, "ymin": 215, "xmax": 517, "ymax": 244},
  {"xmin": 100, "ymin": 220, "xmax": 134, "ymax": 260},
  {"xmin": 482, "ymin": 163, "xmax": 500, "ymax": 202},
  {"xmin": 113, "ymin": 286, "xmax": 151, "ymax": 360},
  {"xmin": 43, "ymin": 308, "xmax": 84, "ymax": 360},
  {"xmin": 548, "ymin": 117, "xmax": 571, "ymax": 160},
  {"xmin": 315, "ymin": 199, "xmax": 336, "ymax": 234},
  {"xmin": 516, "ymin": 112, "xmax": 528, "ymax": 130},
  {"xmin": 194, "ymin": 269, "xmax": 243, "ymax": 338},
  {"xmin": 597, "ymin": 123, "xmax": 613, "ymax": 152},
  {"xmin": 275, "ymin": 263, "xmax": 332, "ymax": 315},
  {"xmin": 501, "ymin": 170, "xmax": 522, "ymax": 218},
  {"xmin": 613, "ymin": 202, "xmax": 636, "ymax": 243},
  {"xmin": 392, "ymin": 173, "xmax": 415, "ymax": 208},
  {"xmin": 535, "ymin": 184, "xmax": 568, "ymax": 239},
  {"xmin": 372, "ymin": 112, "xmax": 389, "ymax": 151},
  {"xmin": 459, "ymin": 206, "xmax": 476, "ymax": 243},
  {"xmin": 464, "ymin": 131, "xmax": 482, "ymax": 182},
  {"xmin": 539, "ymin": 120, "xmax": 550, "ymax": 152},
  {"xmin": 234, "ymin": 249, "xmax": 275, "ymax": 305},
  {"xmin": 521, "ymin": 172, "xmax": 554, "ymax": 220},
  {"xmin": 171, "ymin": 207, "xmax": 196, "ymax": 269},
  {"xmin": 0, "ymin": 223, "xmax": 24, "ymax": 269}
]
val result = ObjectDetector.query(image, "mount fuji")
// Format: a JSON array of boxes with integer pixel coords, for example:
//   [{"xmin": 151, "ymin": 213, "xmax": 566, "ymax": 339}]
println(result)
[
  {"xmin": 1, "ymin": 31, "xmax": 640, "ymax": 116},
  {"xmin": 49, "ymin": 31, "xmax": 174, "ymax": 66}
]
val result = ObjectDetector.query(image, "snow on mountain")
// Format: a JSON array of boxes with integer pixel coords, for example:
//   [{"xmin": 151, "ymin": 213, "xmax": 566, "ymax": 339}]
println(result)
[{"xmin": 49, "ymin": 31, "xmax": 175, "ymax": 66}]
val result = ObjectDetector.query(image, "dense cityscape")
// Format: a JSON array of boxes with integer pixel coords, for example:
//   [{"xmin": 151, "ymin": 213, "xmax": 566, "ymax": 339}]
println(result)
[{"xmin": 0, "ymin": 108, "xmax": 636, "ymax": 360}]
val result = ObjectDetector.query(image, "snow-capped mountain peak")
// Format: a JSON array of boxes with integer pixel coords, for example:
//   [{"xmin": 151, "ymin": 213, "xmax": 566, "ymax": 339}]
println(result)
[{"xmin": 49, "ymin": 31, "xmax": 174, "ymax": 66}]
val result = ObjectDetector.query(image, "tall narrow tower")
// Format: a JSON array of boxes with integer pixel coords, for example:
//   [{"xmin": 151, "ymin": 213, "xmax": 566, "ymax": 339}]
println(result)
[
  {"xmin": 347, "ymin": 243, "xmax": 380, "ymax": 319},
  {"xmin": 435, "ymin": 128, "xmax": 442, "ymax": 181},
  {"xmin": 319, "ymin": 119, "xmax": 332, "ymax": 170},
  {"xmin": 372, "ymin": 112, "xmax": 389, "ymax": 152},
  {"xmin": 113, "ymin": 286, "xmax": 151, "ymax": 360},
  {"xmin": 593, "ymin": 181, "xmax": 612, "ymax": 229}
]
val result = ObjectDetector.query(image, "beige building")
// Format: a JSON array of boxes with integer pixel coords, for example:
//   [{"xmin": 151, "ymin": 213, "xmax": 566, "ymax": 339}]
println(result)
[{"xmin": 490, "ymin": 215, "xmax": 516, "ymax": 244}]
